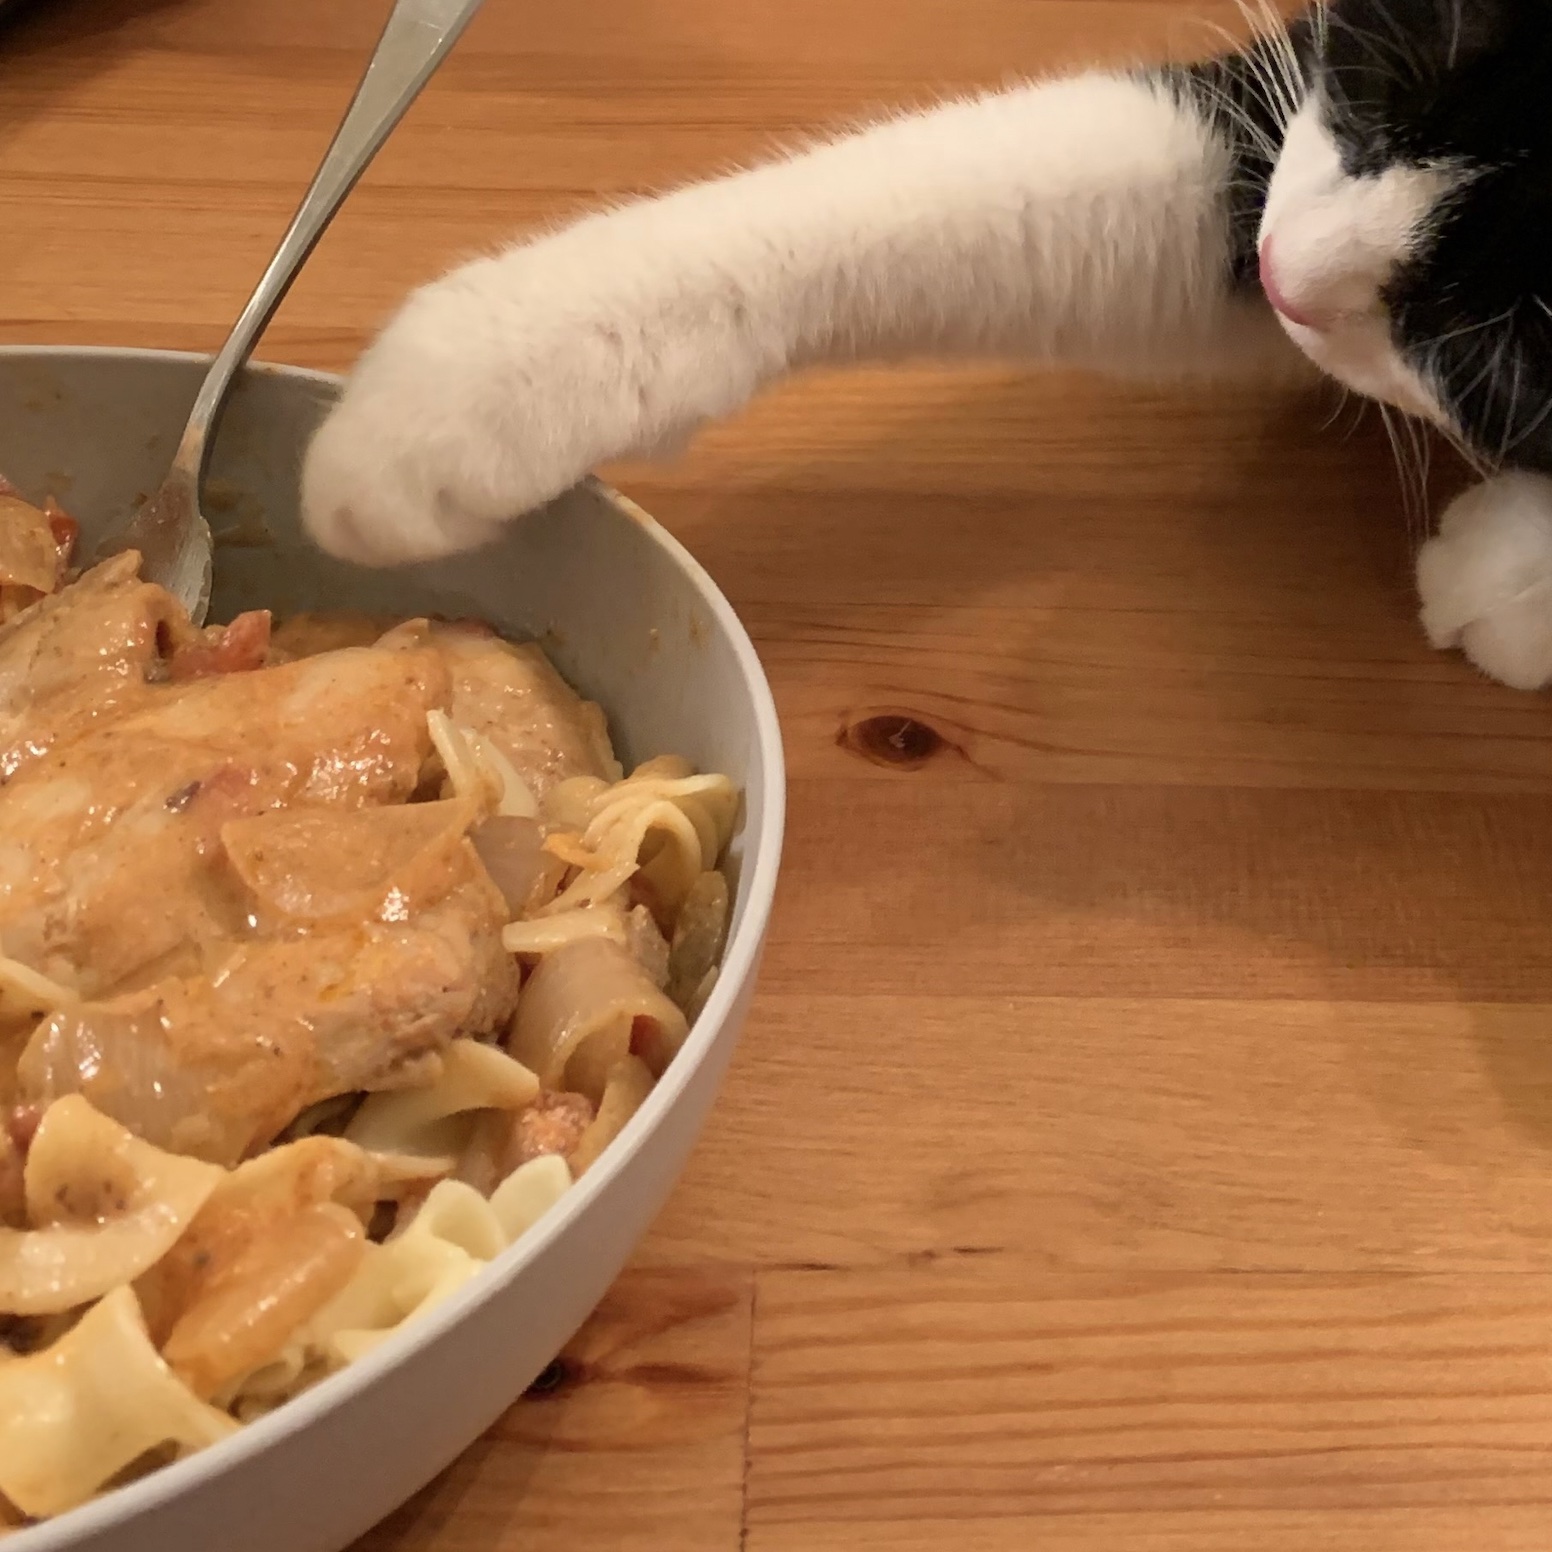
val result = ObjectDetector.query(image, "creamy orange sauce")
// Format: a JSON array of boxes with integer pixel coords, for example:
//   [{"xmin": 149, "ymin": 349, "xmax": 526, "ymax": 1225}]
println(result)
[{"xmin": 0, "ymin": 509, "xmax": 615, "ymax": 1170}]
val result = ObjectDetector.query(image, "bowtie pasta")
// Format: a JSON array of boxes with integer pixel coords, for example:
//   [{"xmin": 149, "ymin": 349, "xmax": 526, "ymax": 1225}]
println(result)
[{"xmin": 0, "ymin": 490, "xmax": 737, "ymax": 1527}]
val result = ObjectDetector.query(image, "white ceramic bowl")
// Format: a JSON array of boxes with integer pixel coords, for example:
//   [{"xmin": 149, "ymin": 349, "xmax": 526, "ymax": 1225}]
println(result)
[{"xmin": 0, "ymin": 347, "xmax": 784, "ymax": 1552}]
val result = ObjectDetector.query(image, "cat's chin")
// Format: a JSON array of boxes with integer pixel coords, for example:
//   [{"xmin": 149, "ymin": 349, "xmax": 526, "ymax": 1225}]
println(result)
[{"xmin": 1275, "ymin": 312, "xmax": 1447, "ymax": 428}]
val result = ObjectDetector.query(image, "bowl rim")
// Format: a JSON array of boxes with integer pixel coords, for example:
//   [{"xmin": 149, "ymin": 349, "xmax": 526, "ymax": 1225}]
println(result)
[{"xmin": 0, "ymin": 344, "xmax": 786, "ymax": 1550}]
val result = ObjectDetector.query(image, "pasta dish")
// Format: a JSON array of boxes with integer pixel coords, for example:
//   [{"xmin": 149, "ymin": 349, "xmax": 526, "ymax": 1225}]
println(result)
[{"xmin": 0, "ymin": 480, "xmax": 737, "ymax": 1528}]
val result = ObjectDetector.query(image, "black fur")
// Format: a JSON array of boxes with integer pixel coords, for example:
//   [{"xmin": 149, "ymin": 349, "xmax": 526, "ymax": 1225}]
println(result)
[
  {"xmin": 1178, "ymin": 0, "xmax": 1552, "ymax": 470},
  {"xmin": 1340, "ymin": 0, "xmax": 1552, "ymax": 466}
]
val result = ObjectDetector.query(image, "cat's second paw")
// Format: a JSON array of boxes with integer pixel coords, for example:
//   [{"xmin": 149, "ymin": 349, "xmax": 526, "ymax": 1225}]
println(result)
[
  {"xmin": 301, "ymin": 240, "xmax": 750, "ymax": 566},
  {"xmin": 1416, "ymin": 472, "xmax": 1552, "ymax": 691}
]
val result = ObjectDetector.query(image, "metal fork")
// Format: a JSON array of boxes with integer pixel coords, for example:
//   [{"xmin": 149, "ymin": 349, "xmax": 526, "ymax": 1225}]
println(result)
[{"xmin": 94, "ymin": 0, "xmax": 487, "ymax": 624}]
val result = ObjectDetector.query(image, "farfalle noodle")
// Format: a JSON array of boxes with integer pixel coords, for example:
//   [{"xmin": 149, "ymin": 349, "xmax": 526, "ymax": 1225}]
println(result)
[
  {"xmin": 304, "ymin": 1165, "xmax": 568, "ymax": 1369},
  {"xmin": 135, "ymin": 1135, "xmax": 439, "ymax": 1346},
  {"xmin": 0, "ymin": 1285, "xmax": 235, "ymax": 1518},
  {"xmin": 0, "ymin": 1099, "xmax": 222, "ymax": 1316},
  {"xmin": 345, "ymin": 1040, "xmax": 540, "ymax": 1159}
]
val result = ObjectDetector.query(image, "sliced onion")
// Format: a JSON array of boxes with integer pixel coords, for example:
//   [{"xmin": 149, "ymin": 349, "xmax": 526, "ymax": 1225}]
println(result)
[
  {"xmin": 427, "ymin": 711, "xmax": 490, "ymax": 810},
  {"xmin": 626, "ymin": 904, "xmax": 671, "ymax": 990},
  {"xmin": 471, "ymin": 816, "xmax": 544, "ymax": 916},
  {"xmin": 162, "ymin": 1201, "xmax": 365, "ymax": 1401},
  {"xmin": 0, "ymin": 957, "xmax": 75, "ymax": 1022},
  {"xmin": 0, "ymin": 496, "xmax": 62, "ymax": 595},
  {"xmin": 667, "ymin": 870, "xmax": 730, "ymax": 1011},
  {"xmin": 508, "ymin": 937, "xmax": 688, "ymax": 1097},
  {"xmin": 568, "ymin": 1057, "xmax": 655, "ymax": 1176},
  {"xmin": 471, "ymin": 735, "xmax": 538, "ymax": 819}
]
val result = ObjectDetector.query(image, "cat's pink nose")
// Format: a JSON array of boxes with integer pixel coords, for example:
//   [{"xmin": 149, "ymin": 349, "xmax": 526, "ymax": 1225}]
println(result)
[{"xmin": 1259, "ymin": 238, "xmax": 1320, "ymax": 329}]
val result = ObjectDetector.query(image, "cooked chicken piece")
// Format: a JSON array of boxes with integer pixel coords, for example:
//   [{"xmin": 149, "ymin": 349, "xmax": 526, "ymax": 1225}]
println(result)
[
  {"xmin": 220, "ymin": 798, "xmax": 477, "ymax": 930},
  {"xmin": 17, "ymin": 865, "xmax": 518, "ymax": 1166},
  {"xmin": 0, "ymin": 554, "xmax": 183, "ymax": 781},
  {"xmin": 214, "ymin": 798, "xmax": 521, "ymax": 1041},
  {"xmin": 0, "ymin": 643, "xmax": 450, "ymax": 996},
  {"xmin": 413, "ymin": 621, "xmax": 620, "ymax": 797},
  {"xmin": 272, "ymin": 615, "xmax": 618, "ymax": 796},
  {"xmin": 0, "ymin": 493, "xmax": 66, "ymax": 597},
  {"xmin": 0, "ymin": 564, "xmax": 620, "ymax": 1177},
  {"xmin": 268, "ymin": 612, "xmax": 402, "ymax": 662},
  {"xmin": 501, "ymin": 1090, "xmax": 594, "ymax": 1175}
]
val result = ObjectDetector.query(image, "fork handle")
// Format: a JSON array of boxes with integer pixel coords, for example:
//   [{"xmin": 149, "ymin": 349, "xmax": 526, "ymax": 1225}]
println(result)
[{"xmin": 173, "ymin": 0, "xmax": 488, "ymax": 479}]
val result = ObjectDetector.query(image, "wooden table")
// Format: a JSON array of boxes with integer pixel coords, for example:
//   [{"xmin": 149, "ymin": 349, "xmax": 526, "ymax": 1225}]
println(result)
[{"xmin": 7, "ymin": 0, "xmax": 1552, "ymax": 1547}]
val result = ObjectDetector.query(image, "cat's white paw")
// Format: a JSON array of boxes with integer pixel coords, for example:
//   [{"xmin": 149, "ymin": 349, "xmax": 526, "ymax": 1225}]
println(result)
[
  {"xmin": 301, "ymin": 237, "xmax": 756, "ymax": 566},
  {"xmin": 1415, "ymin": 472, "xmax": 1552, "ymax": 691}
]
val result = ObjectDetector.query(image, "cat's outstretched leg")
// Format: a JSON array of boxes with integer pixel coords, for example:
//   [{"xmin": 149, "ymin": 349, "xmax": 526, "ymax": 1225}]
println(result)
[
  {"xmin": 1416, "ymin": 473, "xmax": 1552, "ymax": 691},
  {"xmin": 302, "ymin": 73, "xmax": 1295, "ymax": 564}
]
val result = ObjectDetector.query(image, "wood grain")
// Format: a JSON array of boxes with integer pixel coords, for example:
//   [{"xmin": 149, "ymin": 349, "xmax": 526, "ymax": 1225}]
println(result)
[
  {"xmin": 747, "ymin": 1265, "xmax": 1552, "ymax": 1549},
  {"xmin": 3, "ymin": 0, "xmax": 1552, "ymax": 1547},
  {"xmin": 357, "ymin": 1268, "xmax": 753, "ymax": 1552}
]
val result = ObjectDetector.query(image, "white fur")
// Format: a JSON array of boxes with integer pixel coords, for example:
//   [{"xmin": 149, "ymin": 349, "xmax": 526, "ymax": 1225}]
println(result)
[
  {"xmin": 302, "ymin": 75, "xmax": 1296, "ymax": 565},
  {"xmin": 301, "ymin": 64, "xmax": 1552, "ymax": 696},
  {"xmin": 1258, "ymin": 98, "xmax": 1459, "ymax": 423},
  {"xmin": 1416, "ymin": 473, "xmax": 1552, "ymax": 690}
]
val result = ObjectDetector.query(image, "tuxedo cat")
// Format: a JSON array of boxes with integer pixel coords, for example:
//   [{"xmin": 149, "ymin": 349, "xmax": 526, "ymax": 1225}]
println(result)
[{"xmin": 301, "ymin": 0, "xmax": 1552, "ymax": 690}]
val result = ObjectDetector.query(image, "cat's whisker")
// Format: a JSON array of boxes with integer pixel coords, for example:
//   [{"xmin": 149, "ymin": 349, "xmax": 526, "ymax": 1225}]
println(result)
[
  {"xmin": 1404, "ymin": 410, "xmax": 1434, "ymax": 541},
  {"xmin": 1322, "ymin": 13, "xmax": 1421, "ymax": 91},
  {"xmin": 1376, "ymin": 403, "xmax": 1423, "ymax": 537},
  {"xmin": 1254, "ymin": 2, "xmax": 1309, "ymax": 127},
  {"xmin": 1310, "ymin": 0, "xmax": 1331, "ymax": 54},
  {"xmin": 1432, "ymin": 315, "xmax": 1518, "ymax": 424},
  {"xmin": 1364, "ymin": 0, "xmax": 1425, "ymax": 64},
  {"xmin": 1411, "ymin": 305, "xmax": 1518, "ymax": 355},
  {"xmin": 1185, "ymin": 63, "xmax": 1283, "ymax": 163},
  {"xmin": 1340, "ymin": 392, "xmax": 1369, "ymax": 443},
  {"xmin": 1499, "ymin": 389, "xmax": 1552, "ymax": 466},
  {"xmin": 1492, "ymin": 354, "xmax": 1526, "ymax": 468},
  {"xmin": 1425, "ymin": 410, "xmax": 1492, "ymax": 482},
  {"xmin": 1192, "ymin": 33, "xmax": 1291, "ymax": 159},
  {"xmin": 1318, "ymin": 383, "xmax": 1353, "ymax": 433},
  {"xmin": 1445, "ymin": 0, "xmax": 1465, "ymax": 70},
  {"xmin": 1229, "ymin": 2, "xmax": 1306, "ymax": 131}
]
